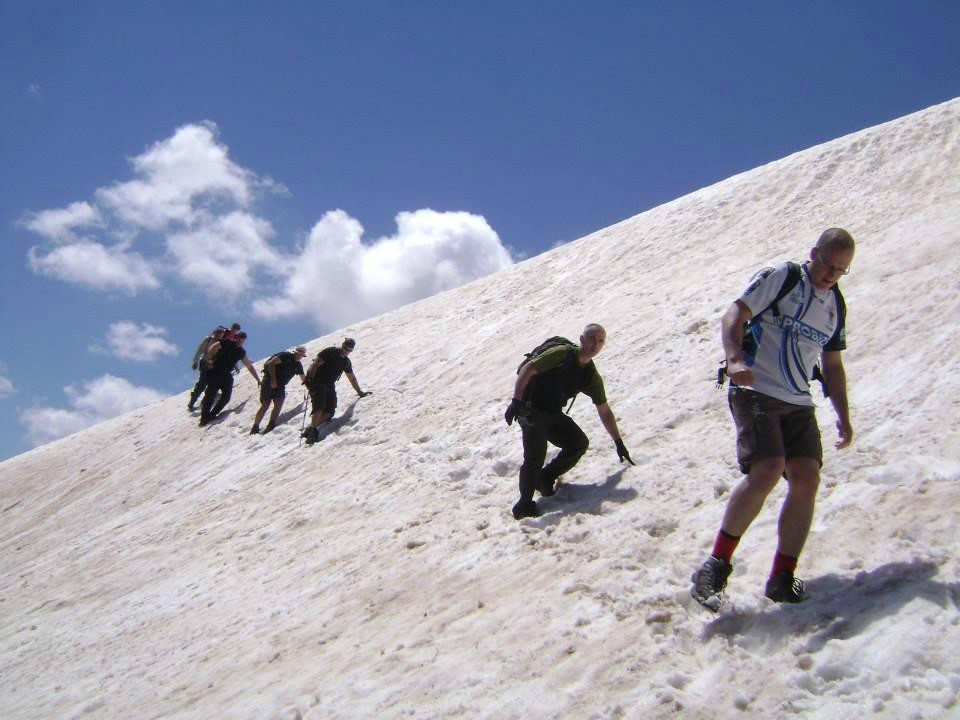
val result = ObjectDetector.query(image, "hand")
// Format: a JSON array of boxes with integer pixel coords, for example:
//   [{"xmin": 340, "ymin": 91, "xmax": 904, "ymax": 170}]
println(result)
[
  {"xmin": 504, "ymin": 398, "xmax": 524, "ymax": 426},
  {"xmin": 192, "ymin": 362, "xmax": 198, "ymax": 371},
  {"xmin": 835, "ymin": 419, "xmax": 854, "ymax": 449},
  {"xmin": 358, "ymin": 390, "xmax": 372, "ymax": 398},
  {"xmin": 725, "ymin": 359, "xmax": 754, "ymax": 387},
  {"xmin": 615, "ymin": 438, "xmax": 635, "ymax": 465}
]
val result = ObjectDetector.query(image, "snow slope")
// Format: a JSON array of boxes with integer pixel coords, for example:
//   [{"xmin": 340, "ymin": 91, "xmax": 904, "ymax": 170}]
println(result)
[{"xmin": 2, "ymin": 98, "xmax": 959, "ymax": 720}]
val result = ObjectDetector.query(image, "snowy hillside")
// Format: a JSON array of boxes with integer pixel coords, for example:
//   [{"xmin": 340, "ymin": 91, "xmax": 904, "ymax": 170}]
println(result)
[{"xmin": 1, "ymin": 98, "xmax": 958, "ymax": 720}]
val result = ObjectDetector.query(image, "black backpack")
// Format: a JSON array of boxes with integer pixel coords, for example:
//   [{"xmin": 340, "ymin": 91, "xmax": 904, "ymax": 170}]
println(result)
[
  {"xmin": 519, "ymin": 336, "xmax": 595, "ymax": 413},
  {"xmin": 716, "ymin": 262, "xmax": 845, "ymax": 396}
]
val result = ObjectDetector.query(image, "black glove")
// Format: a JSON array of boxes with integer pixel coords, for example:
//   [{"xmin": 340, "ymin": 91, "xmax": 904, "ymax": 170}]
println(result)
[
  {"xmin": 615, "ymin": 438, "xmax": 635, "ymax": 465},
  {"xmin": 504, "ymin": 398, "xmax": 524, "ymax": 426},
  {"xmin": 358, "ymin": 390, "xmax": 372, "ymax": 398}
]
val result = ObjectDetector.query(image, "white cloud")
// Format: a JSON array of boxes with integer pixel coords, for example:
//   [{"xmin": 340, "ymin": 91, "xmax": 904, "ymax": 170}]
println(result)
[
  {"xmin": 19, "ymin": 375, "xmax": 168, "ymax": 447},
  {"xmin": 166, "ymin": 211, "xmax": 284, "ymax": 296},
  {"xmin": 28, "ymin": 241, "xmax": 161, "ymax": 294},
  {"xmin": 96, "ymin": 122, "xmax": 254, "ymax": 231},
  {"xmin": 22, "ymin": 201, "xmax": 104, "ymax": 242},
  {"xmin": 253, "ymin": 209, "xmax": 513, "ymax": 328},
  {"xmin": 91, "ymin": 322, "xmax": 179, "ymax": 362},
  {"xmin": 0, "ymin": 374, "xmax": 13, "ymax": 398}
]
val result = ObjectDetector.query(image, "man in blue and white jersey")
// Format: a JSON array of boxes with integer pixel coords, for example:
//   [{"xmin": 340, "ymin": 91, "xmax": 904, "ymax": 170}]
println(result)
[{"xmin": 691, "ymin": 228, "xmax": 855, "ymax": 610}]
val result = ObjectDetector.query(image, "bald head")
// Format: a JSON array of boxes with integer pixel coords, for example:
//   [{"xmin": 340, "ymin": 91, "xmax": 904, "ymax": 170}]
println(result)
[{"xmin": 816, "ymin": 227, "xmax": 855, "ymax": 255}]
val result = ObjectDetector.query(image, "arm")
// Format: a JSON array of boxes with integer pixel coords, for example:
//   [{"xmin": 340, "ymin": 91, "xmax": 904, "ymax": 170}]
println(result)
[
  {"xmin": 820, "ymin": 350, "xmax": 853, "ymax": 448},
  {"xmin": 264, "ymin": 357, "xmax": 281, "ymax": 388},
  {"xmin": 345, "ymin": 371, "xmax": 369, "ymax": 397},
  {"xmin": 192, "ymin": 338, "xmax": 210, "ymax": 367},
  {"xmin": 204, "ymin": 341, "xmax": 221, "ymax": 368},
  {"xmin": 242, "ymin": 355, "xmax": 261, "ymax": 385},
  {"xmin": 513, "ymin": 363, "xmax": 538, "ymax": 401},
  {"xmin": 597, "ymin": 402, "xmax": 635, "ymax": 464},
  {"xmin": 720, "ymin": 300, "xmax": 754, "ymax": 385},
  {"xmin": 596, "ymin": 402, "xmax": 623, "ymax": 442}
]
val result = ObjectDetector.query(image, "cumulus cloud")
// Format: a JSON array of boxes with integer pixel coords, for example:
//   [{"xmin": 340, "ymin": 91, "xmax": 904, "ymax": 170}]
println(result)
[
  {"xmin": 19, "ymin": 375, "xmax": 168, "ymax": 447},
  {"xmin": 96, "ymin": 122, "xmax": 255, "ymax": 231},
  {"xmin": 90, "ymin": 322, "xmax": 179, "ymax": 362},
  {"xmin": 167, "ymin": 211, "xmax": 283, "ymax": 296},
  {"xmin": 22, "ymin": 201, "xmax": 104, "ymax": 242},
  {"xmin": 253, "ymin": 208, "xmax": 513, "ymax": 328},
  {"xmin": 22, "ymin": 122, "xmax": 278, "ymax": 297},
  {"xmin": 0, "ymin": 374, "xmax": 13, "ymax": 398},
  {"xmin": 28, "ymin": 241, "xmax": 161, "ymax": 294},
  {"xmin": 22, "ymin": 124, "xmax": 511, "ymax": 317}
]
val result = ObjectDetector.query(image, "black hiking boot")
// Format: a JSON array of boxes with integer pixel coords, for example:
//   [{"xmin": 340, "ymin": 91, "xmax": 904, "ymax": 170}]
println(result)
[
  {"xmin": 187, "ymin": 401, "xmax": 196, "ymax": 412},
  {"xmin": 249, "ymin": 425, "xmax": 260, "ymax": 434},
  {"xmin": 764, "ymin": 571, "xmax": 805, "ymax": 603},
  {"xmin": 537, "ymin": 476, "xmax": 557, "ymax": 497},
  {"xmin": 511, "ymin": 498, "xmax": 539, "ymax": 520},
  {"xmin": 690, "ymin": 556, "xmax": 733, "ymax": 612},
  {"xmin": 199, "ymin": 416, "xmax": 210, "ymax": 427},
  {"xmin": 303, "ymin": 427, "xmax": 319, "ymax": 445},
  {"xmin": 263, "ymin": 422, "xmax": 276, "ymax": 434}
]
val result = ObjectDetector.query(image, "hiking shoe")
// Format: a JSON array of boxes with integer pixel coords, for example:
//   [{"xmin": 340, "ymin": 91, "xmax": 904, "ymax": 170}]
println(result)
[
  {"xmin": 249, "ymin": 425, "xmax": 260, "ymax": 434},
  {"xmin": 187, "ymin": 402, "xmax": 196, "ymax": 412},
  {"xmin": 303, "ymin": 427, "xmax": 319, "ymax": 445},
  {"xmin": 512, "ymin": 498, "xmax": 539, "ymax": 520},
  {"xmin": 765, "ymin": 571, "xmax": 805, "ymax": 603},
  {"xmin": 537, "ymin": 476, "xmax": 556, "ymax": 497},
  {"xmin": 263, "ymin": 422, "xmax": 276, "ymax": 434},
  {"xmin": 198, "ymin": 416, "xmax": 210, "ymax": 427},
  {"xmin": 690, "ymin": 556, "xmax": 733, "ymax": 612}
]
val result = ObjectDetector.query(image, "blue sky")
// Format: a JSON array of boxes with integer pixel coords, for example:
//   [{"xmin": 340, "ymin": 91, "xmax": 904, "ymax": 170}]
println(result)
[{"xmin": 1, "ymin": 1, "xmax": 957, "ymax": 461}]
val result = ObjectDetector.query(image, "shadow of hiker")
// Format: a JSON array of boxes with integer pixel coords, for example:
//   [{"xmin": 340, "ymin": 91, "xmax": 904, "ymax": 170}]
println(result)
[
  {"xmin": 208, "ymin": 399, "xmax": 248, "ymax": 425},
  {"xmin": 273, "ymin": 397, "xmax": 307, "ymax": 427},
  {"xmin": 535, "ymin": 469, "xmax": 638, "ymax": 522},
  {"xmin": 701, "ymin": 559, "xmax": 958, "ymax": 651},
  {"xmin": 311, "ymin": 401, "xmax": 359, "ymax": 443}
]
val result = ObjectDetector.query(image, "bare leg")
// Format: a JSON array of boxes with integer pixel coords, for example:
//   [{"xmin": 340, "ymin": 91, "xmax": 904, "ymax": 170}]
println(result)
[
  {"xmin": 777, "ymin": 457, "xmax": 821, "ymax": 557},
  {"xmin": 720, "ymin": 457, "xmax": 785, "ymax": 536}
]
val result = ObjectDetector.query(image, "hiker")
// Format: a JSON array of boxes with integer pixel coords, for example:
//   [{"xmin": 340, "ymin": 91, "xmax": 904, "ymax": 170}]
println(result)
[
  {"xmin": 691, "ymin": 228, "xmax": 855, "ymax": 610},
  {"xmin": 199, "ymin": 331, "xmax": 261, "ymax": 427},
  {"xmin": 302, "ymin": 338, "xmax": 371, "ymax": 444},
  {"xmin": 250, "ymin": 346, "xmax": 308, "ymax": 434},
  {"xmin": 188, "ymin": 325, "xmax": 226, "ymax": 411},
  {"xmin": 504, "ymin": 324, "xmax": 634, "ymax": 520},
  {"xmin": 224, "ymin": 322, "xmax": 241, "ymax": 341}
]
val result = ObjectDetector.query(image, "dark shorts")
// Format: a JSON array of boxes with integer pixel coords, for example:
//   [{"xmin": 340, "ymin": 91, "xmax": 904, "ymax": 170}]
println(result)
[
  {"xmin": 309, "ymin": 384, "xmax": 337, "ymax": 415},
  {"xmin": 259, "ymin": 382, "xmax": 285, "ymax": 404},
  {"xmin": 728, "ymin": 388, "xmax": 822, "ymax": 474}
]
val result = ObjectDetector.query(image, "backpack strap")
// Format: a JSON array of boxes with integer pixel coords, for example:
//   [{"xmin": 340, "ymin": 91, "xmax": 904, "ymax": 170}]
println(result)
[{"xmin": 716, "ymin": 262, "xmax": 803, "ymax": 388}]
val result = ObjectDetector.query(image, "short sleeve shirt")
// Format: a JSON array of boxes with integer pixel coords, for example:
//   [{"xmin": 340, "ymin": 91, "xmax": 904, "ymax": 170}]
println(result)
[
  {"xmin": 270, "ymin": 352, "xmax": 305, "ymax": 386},
  {"xmin": 737, "ymin": 262, "xmax": 846, "ymax": 405},
  {"xmin": 210, "ymin": 339, "xmax": 246, "ymax": 375},
  {"xmin": 529, "ymin": 345, "xmax": 607, "ymax": 410},
  {"xmin": 310, "ymin": 346, "xmax": 352, "ymax": 386}
]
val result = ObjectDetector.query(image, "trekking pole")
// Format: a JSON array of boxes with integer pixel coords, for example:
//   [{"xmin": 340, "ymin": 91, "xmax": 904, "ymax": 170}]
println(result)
[{"xmin": 299, "ymin": 390, "xmax": 308, "ymax": 448}]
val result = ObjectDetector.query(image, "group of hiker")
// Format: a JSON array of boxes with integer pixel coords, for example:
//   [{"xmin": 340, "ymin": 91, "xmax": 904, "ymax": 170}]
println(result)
[
  {"xmin": 189, "ymin": 326, "xmax": 370, "ymax": 443},
  {"xmin": 185, "ymin": 227, "xmax": 855, "ymax": 610}
]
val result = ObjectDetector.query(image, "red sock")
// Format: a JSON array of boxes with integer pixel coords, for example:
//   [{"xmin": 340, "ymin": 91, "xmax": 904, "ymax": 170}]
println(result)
[
  {"xmin": 711, "ymin": 529, "xmax": 741, "ymax": 562},
  {"xmin": 771, "ymin": 552, "xmax": 798, "ymax": 577}
]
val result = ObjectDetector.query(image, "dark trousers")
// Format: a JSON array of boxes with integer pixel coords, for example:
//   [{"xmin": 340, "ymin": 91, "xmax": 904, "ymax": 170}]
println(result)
[
  {"xmin": 201, "ymin": 372, "xmax": 234, "ymax": 420},
  {"xmin": 518, "ymin": 412, "xmax": 589, "ymax": 501},
  {"xmin": 189, "ymin": 365, "xmax": 209, "ymax": 406}
]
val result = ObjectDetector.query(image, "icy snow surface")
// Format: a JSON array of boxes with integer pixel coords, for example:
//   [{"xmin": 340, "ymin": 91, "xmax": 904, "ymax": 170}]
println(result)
[{"xmin": 2, "ymin": 98, "xmax": 959, "ymax": 719}]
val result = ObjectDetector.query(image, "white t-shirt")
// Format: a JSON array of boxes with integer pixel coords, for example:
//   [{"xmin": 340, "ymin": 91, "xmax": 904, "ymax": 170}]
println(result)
[{"xmin": 735, "ymin": 262, "xmax": 846, "ymax": 406}]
